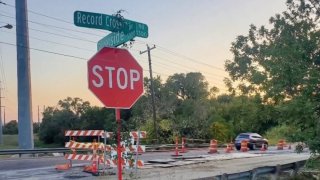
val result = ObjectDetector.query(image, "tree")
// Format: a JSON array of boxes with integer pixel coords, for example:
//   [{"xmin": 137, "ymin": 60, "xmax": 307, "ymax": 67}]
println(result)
[
  {"xmin": 39, "ymin": 97, "xmax": 92, "ymax": 144},
  {"xmin": 3, "ymin": 120, "xmax": 18, "ymax": 134},
  {"xmin": 225, "ymin": 0, "xmax": 320, "ymax": 152},
  {"xmin": 165, "ymin": 72, "xmax": 209, "ymax": 100}
]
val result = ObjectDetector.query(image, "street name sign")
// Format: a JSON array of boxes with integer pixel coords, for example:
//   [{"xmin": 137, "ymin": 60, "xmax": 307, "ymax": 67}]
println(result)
[
  {"xmin": 97, "ymin": 30, "xmax": 136, "ymax": 50},
  {"xmin": 74, "ymin": 11, "xmax": 148, "ymax": 38}
]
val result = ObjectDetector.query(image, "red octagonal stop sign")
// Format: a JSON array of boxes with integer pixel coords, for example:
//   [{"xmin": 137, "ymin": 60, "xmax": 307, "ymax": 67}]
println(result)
[{"xmin": 88, "ymin": 47, "xmax": 143, "ymax": 109}]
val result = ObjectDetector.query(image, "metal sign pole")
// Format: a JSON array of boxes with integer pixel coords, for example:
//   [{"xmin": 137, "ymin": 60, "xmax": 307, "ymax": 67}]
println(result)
[{"xmin": 116, "ymin": 109, "xmax": 122, "ymax": 180}]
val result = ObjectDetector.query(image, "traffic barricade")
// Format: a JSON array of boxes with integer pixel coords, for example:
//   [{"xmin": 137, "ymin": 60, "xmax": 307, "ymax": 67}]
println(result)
[{"xmin": 56, "ymin": 130, "xmax": 112, "ymax": 174}]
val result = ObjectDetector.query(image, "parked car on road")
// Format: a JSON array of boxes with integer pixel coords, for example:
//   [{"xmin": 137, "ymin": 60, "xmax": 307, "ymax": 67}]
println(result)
[{"xmin": 234, "ymin": 133, "xmax": 268, "ymax": 150}]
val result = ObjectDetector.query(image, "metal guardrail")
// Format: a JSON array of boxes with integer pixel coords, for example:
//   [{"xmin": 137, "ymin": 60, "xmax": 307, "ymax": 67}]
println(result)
[
  {"xmin": 198, "ymin": 160, "xmax": 306, "ymax": 180},
  {"xmin": 0, "ymin": 148, "xmax": 87, "ymax": 157},
  {"xmin": 0, "ymin": 143, "xmax": 208, "ymax": 157},
  {"xmin": 0, "ymin": 148, "xmax": 68, "ymax": 154}
]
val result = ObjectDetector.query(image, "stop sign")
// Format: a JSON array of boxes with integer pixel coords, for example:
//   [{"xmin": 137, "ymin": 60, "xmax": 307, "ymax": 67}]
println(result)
[{"xmin": 88, "ymin": 47, "xmax": 143, "ymax": 109}]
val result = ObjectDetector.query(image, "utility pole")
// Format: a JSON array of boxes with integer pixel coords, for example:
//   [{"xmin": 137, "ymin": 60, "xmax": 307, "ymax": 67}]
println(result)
[
  {"xmin": 3, "ymin": 106, "xmax": 5, "ymax": 127},
  {"xmin": 0, "ymin": 81, "xmax": 2, "ymax": 144},
  {"xmin": 16, "ymin": 0, "xmax": 34, "ymax": 149},
  {"xmin": 37, "ymin": 105, "xmax": 40, "ymax": 131},
  {"xmin": 140, "ymin": 45, "xmax": 158, "ymax": 144}
]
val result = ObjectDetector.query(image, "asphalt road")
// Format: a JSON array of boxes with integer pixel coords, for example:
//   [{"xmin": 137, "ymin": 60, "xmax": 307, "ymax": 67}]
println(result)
[{"xmin": 0, "ymin": 147, "xmax": 310, "ymax": 180}]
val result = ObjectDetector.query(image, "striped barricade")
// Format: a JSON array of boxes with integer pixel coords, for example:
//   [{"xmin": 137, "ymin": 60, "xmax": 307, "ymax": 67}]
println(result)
[
  {"xmin": 65, "ymin": 130, "xmax": 104, "ymax": 137},
  {"xmin": 130, "ymin": 131, "xmax": 147, "ymax": 139},
  {"xmin": 65, "ymin": 154, "xmax": 95, "ymax": 161},
  {"xmin": 127, "ymin": 145, "xmax": 146, "ymax": 153},
  {"xmin": 65, "ymin": 141, "xmax": 114, "ymax": 151},
  {"xmin": 65, "ymin": 130, "xmax": 113, "ymax": 138},
  {"xmin": 126, "ymin": 159, "xmax": 144, "ymax": 168},
  {"xmin": 99, "ymin": 158, "xmax": 144, "ymax": 169}
]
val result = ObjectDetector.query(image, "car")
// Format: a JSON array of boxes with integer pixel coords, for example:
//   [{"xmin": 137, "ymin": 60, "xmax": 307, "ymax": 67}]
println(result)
[{"xmin": 234, "ymin": 133, "xmax": 268, "ymax": 150}]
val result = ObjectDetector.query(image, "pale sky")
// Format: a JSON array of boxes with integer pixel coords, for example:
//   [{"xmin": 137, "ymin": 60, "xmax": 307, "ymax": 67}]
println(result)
[{"xmin": 0, "ymin": 0, "xmax": 287, "ymax": 122}]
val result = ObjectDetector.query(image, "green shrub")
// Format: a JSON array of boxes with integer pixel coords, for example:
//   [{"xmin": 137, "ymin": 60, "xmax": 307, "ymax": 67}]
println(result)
[{"xmin": 264, "ymin": 125, "xmax": 298, "ymax": 145}]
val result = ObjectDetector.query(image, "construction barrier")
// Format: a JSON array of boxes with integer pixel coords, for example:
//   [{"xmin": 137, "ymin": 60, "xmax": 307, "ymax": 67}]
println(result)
[
  {"xmin": 129, "ymin": 131, "xmax": 147, "ymax": 154},
  {"xmin": 277, "ymin": 139, "xmax": 285, "ymax": 150},
  {"xmin": 128, "ymin": 131, "xmax": 146, "ymax": 169},
  {"xmin": 240, "ymin": 140, "xmax": 248, "ymax": 152},
  {"xmin": 130, "ymin": 131, "xmax": 147, "ymax": 139},
  {"xmin": 208, "ymin": 139, "xmax": 218, "ymax": 154},
  {"xmin": 57, "ymin": 130, "xmax": 113, "ymax": 174},
  {"xmin": 180, "ymin": 137, "xmax": 188, "ymax": 153},
  {"xmin": 58, "ymin": 129, "xmax": 147, "ymax": 175}
]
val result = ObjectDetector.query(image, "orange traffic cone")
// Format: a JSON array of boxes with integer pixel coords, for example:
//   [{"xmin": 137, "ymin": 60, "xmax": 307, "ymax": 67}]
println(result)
[
  {"xmin": 260, "ymin": 143, "xmax": 267, "ymax": 152},
  {"xmin": 180, "ymin": 137, "xmax": 188, "ymax": 153},
  {"xmin": 277, "ymin": 139, "xmax": 284, "ymax": 150},
  {"xmin": 91, "ymin": 159, "xmax": 98, "ymax": 175},
  {"xmin": 172, "ymin": 136, "xmax": 182, "ymax": 156},
  {"xmin": 240, "ymin": 140, "xmax": 248, "ymax": 152},
  {"xmin": 208, "ymin": 139, "xmax": 218, "ymax": 154},
  {"xmin": 225, "ymin": 144, "xmax": 231, "ymax": 153},
  {"xmin": 55, "ymin": 163, "xmax": 71, "ymax": 171}
]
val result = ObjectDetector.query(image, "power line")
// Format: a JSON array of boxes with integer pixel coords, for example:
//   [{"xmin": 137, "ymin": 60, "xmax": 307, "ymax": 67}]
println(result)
[
  {"xmin": 0, "ymin": 29, "xmax": 95, "ymax": 52},
  {"xmin": 0, "ymin": 41, "xmax": 87, "ymax": 60},
  {"xmin": 132, "ymin": 47, "xmax": 227, "ymax": 79},
  {"xmin": 0, "ymin": 10, "xmax": 105, "ymax": 38},
  {"xmin": 136, "ymin": 40, "xmax": 225, "ymax": 72},
  {"xmin": 1, "ymin": 4, "xmax": 227, "ymax": 76},
  {"xmin": 0, "ymin": 14, "xmax": 98, "ymax": 43},
  {"xmin": 1, "ymin": 1, "xmax": 227, "ymax": 88}
]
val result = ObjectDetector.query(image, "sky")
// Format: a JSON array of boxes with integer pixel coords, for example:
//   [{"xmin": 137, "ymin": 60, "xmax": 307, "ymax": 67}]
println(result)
[{"xmin": 0, "ymin": 0, "xmax": 287, "ymax": 122}]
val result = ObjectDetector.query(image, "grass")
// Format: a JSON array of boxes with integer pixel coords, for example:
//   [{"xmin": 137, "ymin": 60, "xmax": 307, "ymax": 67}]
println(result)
[{"xmin": 0, "ymin": 134, "xmax": 62, "ymax": 150}]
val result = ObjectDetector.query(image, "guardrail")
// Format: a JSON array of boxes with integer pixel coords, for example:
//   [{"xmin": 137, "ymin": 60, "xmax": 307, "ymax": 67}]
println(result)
[
  {"xmin": 199, "ymin": 160, "xmax": 306, "ymax": 180},
  {"xmin": 0, "ymin": 148, "xmax": 87, "ymax": 157},
  {"xmin": 0, "ymin": 143, "xmax": 208, "ymax": 157}
]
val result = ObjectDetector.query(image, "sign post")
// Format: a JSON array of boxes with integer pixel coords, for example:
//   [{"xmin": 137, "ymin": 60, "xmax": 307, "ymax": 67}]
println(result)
[
  {"xmin": 87, "ymin": 47, "xmax": 143, "ymax": 179},
  {"xmin": 116, "ymin": 109, "xmax": 122, "ymax": 180},
  {"xmin": 75, "ymin": 10, "xmax": 148, "ymax": 179}
]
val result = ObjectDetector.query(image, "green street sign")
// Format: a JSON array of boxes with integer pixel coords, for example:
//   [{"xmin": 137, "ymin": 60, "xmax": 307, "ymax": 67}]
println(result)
[
  {"xmin": 97, "ymin": 30, "xmax": 136, "ymax": 50},
  {"xmin": 74, "ymin": 11, "xmax": 148, "ymax": 38},
  {"xmin": 74, "ymin": 11, "xmax": 124, "ymax": 32}
]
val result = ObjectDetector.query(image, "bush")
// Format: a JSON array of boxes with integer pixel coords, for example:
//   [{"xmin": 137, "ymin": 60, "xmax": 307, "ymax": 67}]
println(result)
[
  {"xmin": 210, "ymin": 121, "xmax": 234, "ymax": 143},
  {"xmin": 264, "ymin": 124, "xmax": 298, "ymax": 145}
]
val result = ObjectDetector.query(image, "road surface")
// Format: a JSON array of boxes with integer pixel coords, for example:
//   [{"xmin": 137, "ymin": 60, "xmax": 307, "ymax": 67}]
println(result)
[{"xmin": 0, "ymin": 147, "xmax": 310, "ymax": 179}]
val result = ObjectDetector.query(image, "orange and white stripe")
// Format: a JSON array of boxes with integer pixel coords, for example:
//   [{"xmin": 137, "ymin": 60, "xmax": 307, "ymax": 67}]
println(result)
[
  {"xmin": 65, "ymin": 130, "xmax": 105, "ymax": 137},
  {"xmin": 127, "ymin": 145, "xmax": 146, "ymax": 153},
  {"xmin": 65, "ymin": 141, "xmax": 113, "ymax": 151},
  {"xmin": 65, "ymin": 154, "xmax": 95, "ymax": 161},
  {"xmin": 130, "ymin": 131, "xmax": 147, "ymax": 139},
  {"xmin": 126, "ymin": 159, "xmax": 145, "ymax": 168}
]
